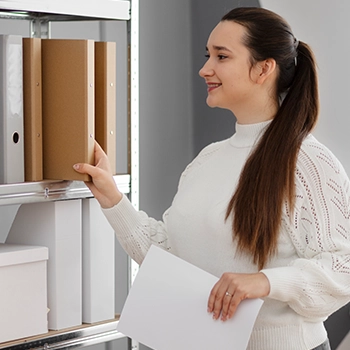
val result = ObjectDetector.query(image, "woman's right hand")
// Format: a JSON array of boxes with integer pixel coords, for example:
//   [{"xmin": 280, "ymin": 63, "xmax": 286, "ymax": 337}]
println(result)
[{"xmin": 73, "ymin": 141, "xmax": 123, "ymax": 209}]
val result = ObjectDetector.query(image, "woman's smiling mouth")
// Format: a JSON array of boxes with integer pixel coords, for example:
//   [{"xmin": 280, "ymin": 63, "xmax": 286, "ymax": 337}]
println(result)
[{"xmin": 207, "ymin": 82, "xmax": 222, "ymax": 92}]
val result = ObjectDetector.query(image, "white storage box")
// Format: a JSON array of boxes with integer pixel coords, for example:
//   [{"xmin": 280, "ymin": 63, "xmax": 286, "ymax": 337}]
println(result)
[
  {"xmin": 0, "ymin": 243, "xmax": 48, "ymax": 343},
  {"xmin": 82, "ymin": 198, "xmax": 115, "ymax": 323},
  {"xmin": 7, "ymin": 199, "xmax": 82, "ymax": 330}
]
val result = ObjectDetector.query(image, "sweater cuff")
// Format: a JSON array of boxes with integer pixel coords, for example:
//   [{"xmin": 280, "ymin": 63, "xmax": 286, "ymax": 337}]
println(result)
[
  {"xmin": 261, "ymin": 266, "xmax": 303, "ymax": 302},
  {"xmin": 102, "ymin": 194, "xmax": 142, "ymax": 233}
]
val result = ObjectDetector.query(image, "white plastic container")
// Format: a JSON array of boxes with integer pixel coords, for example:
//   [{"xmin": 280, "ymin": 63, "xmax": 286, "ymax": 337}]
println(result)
[
  {"xmin": 82, "ymin": 198, "xmax": 115, "ymax": 323},
  {"xmin": 0, "ymin": 243, "xmax": 48, "ymax": 343},
  {"xmin": 7, "ymin": 199, "xmax": 82, "ymax": 330}
]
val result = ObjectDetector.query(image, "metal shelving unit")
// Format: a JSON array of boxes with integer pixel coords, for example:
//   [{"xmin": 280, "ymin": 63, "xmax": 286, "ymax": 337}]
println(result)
[
  {"xmin": 0, "ymin": 0, "xmax": 139, "ymax": 349},
  {"xmin": 0, "ymin": 317, "xmax": 124, "ymax": 350},
  {"xmin": 0, "ymin": 175, "xmax": 131, "ymax": 206}
]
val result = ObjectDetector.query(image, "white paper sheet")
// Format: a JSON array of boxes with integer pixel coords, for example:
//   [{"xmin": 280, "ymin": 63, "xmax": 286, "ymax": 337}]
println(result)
[{"xmin": 118, "ymin": 245, "xmax": 264, "ymax": 350}]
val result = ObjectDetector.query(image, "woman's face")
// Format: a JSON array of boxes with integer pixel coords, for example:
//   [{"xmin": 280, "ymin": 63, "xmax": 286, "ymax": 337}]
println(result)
[{"xmin": 199, "ymin": 21, "xmax": 262, "ymax": 114}]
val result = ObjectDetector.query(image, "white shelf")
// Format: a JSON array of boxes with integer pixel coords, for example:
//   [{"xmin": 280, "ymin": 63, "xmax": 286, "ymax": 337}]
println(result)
[
  {"xmin": 0, "ymin": 0, "xmax": 130, "ymax": 20},
  {"xmin": 0, "ymin": 174, "xmax": 130, "ymax": 206},
  {"xmin": 0, "ymin": 316, "xmax": 126, "ymax": 350}
]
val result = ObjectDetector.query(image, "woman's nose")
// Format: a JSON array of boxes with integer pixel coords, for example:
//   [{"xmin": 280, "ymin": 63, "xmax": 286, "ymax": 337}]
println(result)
[{"xmin": 199, "ymin": 60, "xmax": 214, "ymax": 78}]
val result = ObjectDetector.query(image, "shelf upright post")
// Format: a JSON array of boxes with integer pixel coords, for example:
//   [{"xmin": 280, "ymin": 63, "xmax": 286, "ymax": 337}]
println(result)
[
  {"xmin": 129, "ymin": 0, "xmax": 140, "ymax": 286},
  {"xmin": 129, "ymin": 0, "xmax": 139, "ymax": 215},
  {"xmin": 129, "ymin": 0, "xmax": 140, "ymax": 349}
]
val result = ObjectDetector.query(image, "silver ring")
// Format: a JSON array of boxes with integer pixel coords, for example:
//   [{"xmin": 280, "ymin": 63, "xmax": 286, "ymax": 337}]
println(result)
[{"xmin": 225, "ymin": 291, "xmax": 232, "ymax": 297}]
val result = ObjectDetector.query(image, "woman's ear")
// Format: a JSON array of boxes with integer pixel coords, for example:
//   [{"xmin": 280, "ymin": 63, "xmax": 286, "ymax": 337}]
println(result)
[{"xmin": 256, "ymin": 58, "xmax": 277, "ymax": 84}]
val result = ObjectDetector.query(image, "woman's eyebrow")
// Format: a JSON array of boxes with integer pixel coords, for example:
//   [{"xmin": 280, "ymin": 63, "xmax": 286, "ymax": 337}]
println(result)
[{"xmin": 206, "ymin": 45, "xmax": 233, "ymax": 53}]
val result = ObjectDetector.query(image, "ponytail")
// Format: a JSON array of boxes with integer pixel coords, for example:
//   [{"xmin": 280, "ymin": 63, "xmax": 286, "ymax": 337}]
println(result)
[{"xmin": 223, "ymin": 8, "xmax": 319, "ymax": 269}]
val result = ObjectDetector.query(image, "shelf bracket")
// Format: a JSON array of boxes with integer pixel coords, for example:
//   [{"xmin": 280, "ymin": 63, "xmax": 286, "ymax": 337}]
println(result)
[{"xmin": 30, "ymin": 18, "xmax": 51, "ymax": 38}]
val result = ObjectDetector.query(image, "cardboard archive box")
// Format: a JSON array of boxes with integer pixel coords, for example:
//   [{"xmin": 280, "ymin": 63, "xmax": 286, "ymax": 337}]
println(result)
[
  {"xmin": 41, "ymin": 39, "xmax": 95, "ymax": 181},
  {"xmin": 23, "ymin": 37, "xmax": 43, "ymax": 182},
  {"xmin": 0, "ymin": 243, "xmax": 48, "ymax": 343},
  {"xmin": 6, "ymin": 199, "xmax": 82, "ymax": 330},
  {"xmin": 95, "ymin": 41, "xmax": 117, "ymax": 174}
]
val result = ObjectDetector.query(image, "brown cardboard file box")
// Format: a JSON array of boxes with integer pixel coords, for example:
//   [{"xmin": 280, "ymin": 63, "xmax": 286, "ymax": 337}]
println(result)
[
  {"xmin": 23, "ymin": 37, "xmax": 43, "ymax": 182},
  {"xmin": 95, "ymin": 41, "xmax": 117, "ymax": 174},
  {"xmin": 42, "ymin": 39, "xmax": 95, "ymax": 181},
  {"xmin": 0, "ymin": 243, "xmax": 48, "ymax": 343}
]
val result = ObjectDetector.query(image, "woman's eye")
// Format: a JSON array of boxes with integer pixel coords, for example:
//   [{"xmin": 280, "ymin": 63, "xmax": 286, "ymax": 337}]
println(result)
[{"xmin": 204, "ymin": 54, "xmax": 227, "ymax": 60}]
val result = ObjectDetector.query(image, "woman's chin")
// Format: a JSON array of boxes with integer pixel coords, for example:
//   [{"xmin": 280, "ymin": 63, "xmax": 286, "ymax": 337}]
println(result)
[{"xmin": 206, "ymin": 97, "xmax": 218, "ymax": 108}]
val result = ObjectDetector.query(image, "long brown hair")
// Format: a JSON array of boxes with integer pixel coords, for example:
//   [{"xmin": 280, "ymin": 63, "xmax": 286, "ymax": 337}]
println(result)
[{"xmin": 223, "ymin": 7, "xmax": 319, "ymax": 269}]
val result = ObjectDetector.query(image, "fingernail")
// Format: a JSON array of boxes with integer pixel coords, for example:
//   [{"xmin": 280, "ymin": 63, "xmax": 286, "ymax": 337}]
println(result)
[{"xmin": 73, "ymin": 164, "xmax": 80, "ymax": 170}]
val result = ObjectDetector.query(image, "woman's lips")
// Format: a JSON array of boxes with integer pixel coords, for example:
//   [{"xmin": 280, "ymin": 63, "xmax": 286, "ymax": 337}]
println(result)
[{"xmin": 207, "ymin": 83, "xmax": 222, "ymax": 92}]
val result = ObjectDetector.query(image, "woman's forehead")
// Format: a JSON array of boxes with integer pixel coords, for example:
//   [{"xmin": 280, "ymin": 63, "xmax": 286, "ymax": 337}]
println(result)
[
  {"xmin": 206, "ymin": 21, "xmax": 246, "ymax": 51},
  {"xmin": 206, "ymin": 21, "xmax": 247, "ymax": 53}
]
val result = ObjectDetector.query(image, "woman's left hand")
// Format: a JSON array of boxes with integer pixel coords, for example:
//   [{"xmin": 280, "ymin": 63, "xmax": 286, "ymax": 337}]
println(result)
[{"xmin": 208, "ymin": 272, "xmax": 270, "ymax": 321}]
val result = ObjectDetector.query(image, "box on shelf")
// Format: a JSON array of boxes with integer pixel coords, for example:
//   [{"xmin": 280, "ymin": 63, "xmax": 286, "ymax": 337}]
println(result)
[
  {"xmin": 41, "ymin": 39, "xmax": 95, "ymax": 182},
  {"xmin": 6, "ymin": 199, "xmax": 82, "ymax": 330},
  {"xmin": 0, "ymin": 34, "xmax": 25, "ymax": 184},
  {"xmin": 82, "ymin": 198, "xmax": 115, "ymax": 323},
  {"xmin": 0, "ymin": 243, "xmax": 48, "ymax": 343}
]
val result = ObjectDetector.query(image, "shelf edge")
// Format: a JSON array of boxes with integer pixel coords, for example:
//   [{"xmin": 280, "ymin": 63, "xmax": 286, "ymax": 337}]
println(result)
[
  {"xmin": 0, "ymin": 0, "xmax": 130, "ymax": 20},
  {"xmin": 0, "ymin": 174, "xmax": 130, "ymax": 206}
]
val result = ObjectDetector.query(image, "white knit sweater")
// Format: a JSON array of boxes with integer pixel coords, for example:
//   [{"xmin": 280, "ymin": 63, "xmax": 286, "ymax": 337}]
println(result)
[{"xmin": 103, "ymin": 121, "xmax": 350, "ymax": 350}]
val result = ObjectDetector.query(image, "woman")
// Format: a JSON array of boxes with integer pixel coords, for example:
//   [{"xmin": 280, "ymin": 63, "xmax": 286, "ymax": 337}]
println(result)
[{"xmin": 74, "ymin": 7, "xmax": 350, "ymax": 350}]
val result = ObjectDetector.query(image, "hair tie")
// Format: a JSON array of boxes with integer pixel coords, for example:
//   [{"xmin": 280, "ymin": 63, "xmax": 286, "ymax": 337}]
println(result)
[
  {"xmin": 294, "ymin": 37, "xmax": 299, "ymax": 48},
  {"xmin": 294, "ymin": 38, "xmax": 299, "ymax": 66}
]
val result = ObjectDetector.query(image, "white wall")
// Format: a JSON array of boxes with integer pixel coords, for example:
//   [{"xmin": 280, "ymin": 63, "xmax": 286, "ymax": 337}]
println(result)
[{"xmin": 261, "ymin": 0, "xmax": 350, "ymax": 175}]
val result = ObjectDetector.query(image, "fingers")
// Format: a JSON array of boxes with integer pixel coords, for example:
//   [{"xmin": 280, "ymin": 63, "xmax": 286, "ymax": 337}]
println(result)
[
  {"xmin": 209, "ymin": 284, "xmax": 242, "ymax": 321},
  {"xmin": 214, "ymin": 290, "xmax": 236, "ymax": 321},
  {"xmin": 225, "ymin": 293, "xmax": 243, "ymax": 321},
  {"xmin": 73, "ymin": 141, "xmax": 109, "ymax": 178},
  {"xmin": 73, "ymin": 162, "xmax": 97, "ymax": 177},
  {"xmin": 71, "ymin": 141, "xmax": 123, "ymax": 208},
  {"xmin": 93, "ymin": 141, "xmax": 109, "ymax": 164},
  {"xmin": 208, "ymin": 272, "xmax": 269, "ymax": 322},
  {"xmin": 73, "ymin": 141, "xmax": 110, "ymax": 173},
  {"xmin": 208, "ymin": 274, "xmax": 236, "ymax": 321}
]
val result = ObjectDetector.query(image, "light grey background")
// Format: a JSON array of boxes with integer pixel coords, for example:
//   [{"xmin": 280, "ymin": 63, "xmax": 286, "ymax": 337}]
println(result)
[
  {"xmin": 261, "ymin": 0, "xmax": 350, "ymax": 175},
  {"xmin": 259, "ymin": 2, "xmax": 350, "ymax": 348}
]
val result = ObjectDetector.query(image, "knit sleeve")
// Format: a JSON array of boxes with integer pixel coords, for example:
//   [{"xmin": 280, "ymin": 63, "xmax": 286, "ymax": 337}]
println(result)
[
  {"xmin": 102, "ymin": 140, "xmax": 225, "ymax": 265},
  {"xmin": 262, "ymin": 140, "xmax": 350, "ymax": 321},
  {"xmin": 102, "ymin": 195, "xmax": 171, "ymax": 265}
]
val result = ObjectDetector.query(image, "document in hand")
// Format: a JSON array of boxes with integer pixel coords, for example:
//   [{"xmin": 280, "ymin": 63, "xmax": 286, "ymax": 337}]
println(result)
[{"xmin": 118, "ymin": 245, "xmax": 263, "ymax": 350}]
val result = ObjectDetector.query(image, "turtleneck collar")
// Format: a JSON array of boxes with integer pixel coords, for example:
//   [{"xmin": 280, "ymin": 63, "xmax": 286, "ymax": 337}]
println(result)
[{"xmin": 229, "ymin": 120, "xmax": 272, "ymax": 148}]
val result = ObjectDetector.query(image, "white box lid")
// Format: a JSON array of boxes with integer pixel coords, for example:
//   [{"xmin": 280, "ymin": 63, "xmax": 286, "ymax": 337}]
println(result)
[{"xmin": 0, "ymin": 243, "xmax": 48, "ymax": 267}]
